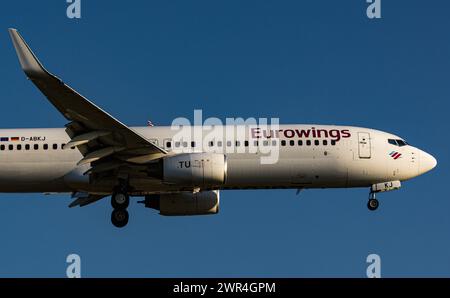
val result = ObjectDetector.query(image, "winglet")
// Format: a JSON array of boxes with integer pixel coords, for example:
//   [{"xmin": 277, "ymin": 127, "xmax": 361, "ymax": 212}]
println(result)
[{"xmin": 8, "ymin": 28, "xmax": 49, "ymax": 79}]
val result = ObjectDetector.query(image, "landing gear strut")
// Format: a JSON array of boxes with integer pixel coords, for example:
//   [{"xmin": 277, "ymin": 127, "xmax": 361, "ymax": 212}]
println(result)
[
  {"xmin": 111, "ymin": 182, "xmax": 130, "ymax": 228},
  {"xmin": 367, "ymin": 192, "xmax": 379, "ymax": 211}
]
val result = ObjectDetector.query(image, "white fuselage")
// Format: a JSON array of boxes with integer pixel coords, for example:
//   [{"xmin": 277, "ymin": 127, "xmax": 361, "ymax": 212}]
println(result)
[{"xmin": 0, "ymin": 125, "xmax": 436, "ymax": 195}]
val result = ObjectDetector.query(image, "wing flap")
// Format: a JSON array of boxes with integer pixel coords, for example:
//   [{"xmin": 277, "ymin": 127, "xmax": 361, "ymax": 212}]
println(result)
[
  {"xmin": 63, "ymin": 130, "xmax": 111, "ymax": 150},
  {"xmin": 77, "ymin": 146, "xmax": 125, "ymax": 166},
  {"xmin": 69, "ymin": 193, "xmax": 107, "ymax": 208}
]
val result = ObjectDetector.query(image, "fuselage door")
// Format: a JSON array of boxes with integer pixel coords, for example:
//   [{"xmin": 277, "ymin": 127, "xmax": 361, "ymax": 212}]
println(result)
[{"xmin": 358, "ymin": 132, "xmax": 371, "ymax": 159}]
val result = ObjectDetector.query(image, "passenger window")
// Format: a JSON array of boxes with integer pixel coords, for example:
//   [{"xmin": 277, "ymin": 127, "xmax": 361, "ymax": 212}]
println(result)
[
  {"xmin": 306, "ymin": 140, "xmax": 311, "ymax": 146},
  {"xmin": 244, "ymin": 141, "xmax": 249, "ymax": 147},
  {"xmin": 298, "ymin": 140, "xmax": 303, "ymax": 146},
  {"xmin": 191, "ymin": 141, "xmax": 196, "ymax": 147},
  {"xmin": 236, "ymin": 141, "xmax": 240, "ymax": 147},
  {"xmin": 53, "ymin": 144, "xmax": 58, "ymax": 150},
  {"xmin": 281, "ymin": 140, "xmax": 286, "ymax": 146},
  {"xmin": 226, "ymin": 141, "xmax": 232, "ymax": 147},
  {"xmin": 209, "ymin": 141, "xmax": 214, "ymax": 147},
  {"xmin": 8, "ymin": 144, "xmax": 13, "ymax": 150},
  {"xmin": 290, "ymin": 140, "xmax": 295, "ymax": 146},
  {"xmin": 263, "ymin": 140, "xmax": 269, "ymax": 146},
  {"xmin": 254, "ymin": 141, "xmax": 259, "ymax": 146},
  {"xmin": 166, "ymin": 141, "xmax": 172, "ymax": 148},
  {"xmin": 61, "ymin": 144, "xmax": 65, "ymax": 149},
  {"xmin": 182, "ymin": 142, "xmax": 188, "ymax": 147},
  {"xmin": 272, "ymin": 140, "xmax": 277, "ymax": 146},
  {"xmin": 34, "ymin": 144, "xmax": 39, "ymax": 150},
  {"xmin": 0, "ymin": 145, "xmax": 4, "ymax": 150},
  {"xmin": 25, "ymin": 144, "xmax": 30, "ymax": 150},
  {"xmin": 314, "ymin": 140, "xmax": 320, "ymax": 146},
  {"xmin": 17, "ymin": 144, "xmax": 22, "ymax": 150},
  {"xmin": 331, "ymin": 140, "xmax": 336, "ymax": 146},
  {"xmin": 43, "ymin": 144, "xmax": 48, "ymax": 150},
  {"xmin": 175, "ymin": 142, "xmax": 180, "ymax": 148},
  {"xmin": 323, "ymin": 140, "xmax": 328, "ymax": 146},
  {"xmin": 217, "ymin": 141, "xmax": 222, "ymax": 147}
]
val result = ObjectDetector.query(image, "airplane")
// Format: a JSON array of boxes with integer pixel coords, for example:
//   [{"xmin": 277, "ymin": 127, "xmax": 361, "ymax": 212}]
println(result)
[{"xmin": 4, "ymin": 29, "xmax": 437, "ymax": 228}]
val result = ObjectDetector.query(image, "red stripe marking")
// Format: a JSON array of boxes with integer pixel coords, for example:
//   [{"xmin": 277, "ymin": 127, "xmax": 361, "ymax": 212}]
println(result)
[{"xmin": 393, "ymin": 153, "xmax": 402, "ymax": 159}]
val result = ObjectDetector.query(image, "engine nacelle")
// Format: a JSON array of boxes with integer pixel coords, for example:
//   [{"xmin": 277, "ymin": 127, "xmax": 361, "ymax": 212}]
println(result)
[
  {"xmin": 162, "ymin": 153, "xmax": 227, "ymax": 187},
  {"xmin": 143, "ymin": 190, "xmax": 220, "ymax": 216}
]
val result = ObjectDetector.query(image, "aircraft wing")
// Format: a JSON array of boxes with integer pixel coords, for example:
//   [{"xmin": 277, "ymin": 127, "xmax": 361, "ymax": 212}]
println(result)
[
  {"xmin": 8, "ymin": 29, "xmax": 167, "ymax": 169},
  {"xmin": 68, "ymin": 192, "xmax": 107, "ymax": 208}
]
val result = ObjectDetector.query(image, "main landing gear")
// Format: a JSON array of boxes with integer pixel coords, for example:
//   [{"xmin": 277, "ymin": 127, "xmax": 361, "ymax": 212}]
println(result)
[
  {"xmin": 111, "ymin": 184, "xmax": 130, "ymax": 228},
  {"xmin": 367, "ymin": 192, "xmax": 379, "ymax": 211},
  {"xmin": 111, "ymin": 209, "xmax": 129, "ymax": 228}
]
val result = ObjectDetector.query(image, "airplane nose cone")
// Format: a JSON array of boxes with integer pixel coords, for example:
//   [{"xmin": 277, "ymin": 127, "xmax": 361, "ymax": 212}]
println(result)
[{"xmin": 419, "ymin": 151, "xmax": 437, "ymax": 174}]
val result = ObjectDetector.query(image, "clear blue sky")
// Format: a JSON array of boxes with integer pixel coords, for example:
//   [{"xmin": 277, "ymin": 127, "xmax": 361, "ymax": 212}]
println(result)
[{"xmin": 0, "ymin": 1, "xmax": 448, "ymax": 277}]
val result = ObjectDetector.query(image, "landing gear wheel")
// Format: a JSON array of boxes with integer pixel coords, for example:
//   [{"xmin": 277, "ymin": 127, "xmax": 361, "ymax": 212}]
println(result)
[
  {"xmin": 367, "ymin": 198, "xmax": 379, "ymax": 211},
  {"xmin": 111, "ymin": 209, "xmax": 129, "ymax": 228},
  {"xmin": 111, "ymin": 191, "xmax": 129, "ymax": 209}
]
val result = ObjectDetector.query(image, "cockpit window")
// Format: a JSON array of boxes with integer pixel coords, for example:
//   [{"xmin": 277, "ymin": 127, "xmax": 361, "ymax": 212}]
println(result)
[
  {"xmin": 388, "ymin": 139, "xmax": 398, "ymax": 146},
  {"xmin": 388, "ymin": 139, "xmax": 409, "ymax": 147},
  {"xmin": 396, "ymin": 140, "xmax": 407, "ymax": 147}
]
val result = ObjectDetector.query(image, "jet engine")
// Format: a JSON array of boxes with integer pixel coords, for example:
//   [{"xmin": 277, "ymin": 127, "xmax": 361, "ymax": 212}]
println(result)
[
  {"xmin": 142, "ymin": 190, "xmax": 220, "ymax": 216},
  {"xmin": 148, "ymin": 153, "xmax": 227, "ymax": 188}
]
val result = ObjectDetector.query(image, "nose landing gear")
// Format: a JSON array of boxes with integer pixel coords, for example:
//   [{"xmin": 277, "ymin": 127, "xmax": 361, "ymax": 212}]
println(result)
[
  {"xmin": 367, "ymin": 192, "xmax": 379, "ymax": 211},
  {"xmin": 366, "ymin": 181, "xmax": 401, "ymax": 211}
]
